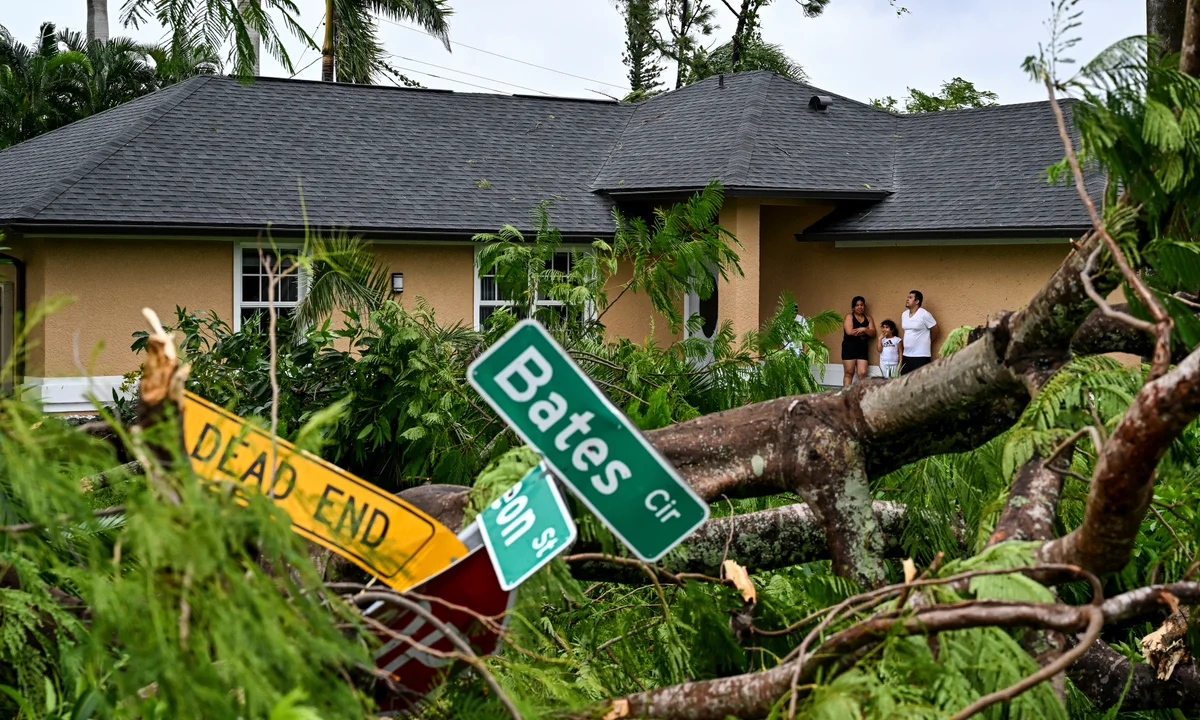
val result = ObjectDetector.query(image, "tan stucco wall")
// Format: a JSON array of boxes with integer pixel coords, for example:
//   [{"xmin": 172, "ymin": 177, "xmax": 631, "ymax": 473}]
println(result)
[
  {"xmin": 760, "ymin": 207, "xmax": 1072, "ymax": 364},
  {"xmin": 372, "ymin": 244, "xmax": 475, "ymax": 327},
  {"xmin": 38, "ymin": 238, "xmax": 234, "ymax": 377},
  {"xmin": 601, "ymin": 260, "xmax": 681, "ymax": 346},
  {"xmin": 718, "ymin": 199, "xmax": 762, "ymax": 338}
]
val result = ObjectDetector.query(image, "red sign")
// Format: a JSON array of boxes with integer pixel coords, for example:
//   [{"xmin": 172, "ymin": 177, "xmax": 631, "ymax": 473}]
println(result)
[{"xmin": 369, "ymin": 541, "xmax": 517, "ymax": 711}]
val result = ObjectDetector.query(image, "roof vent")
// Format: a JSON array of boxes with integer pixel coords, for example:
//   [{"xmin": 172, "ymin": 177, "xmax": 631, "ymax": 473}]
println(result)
[
  {"xmin": 809, "ymin": 95, "xmax": 833, "ymax": 111},
  {"xmin": 718, "ymin": 74, "xmax": 725, "ymax": 89}
]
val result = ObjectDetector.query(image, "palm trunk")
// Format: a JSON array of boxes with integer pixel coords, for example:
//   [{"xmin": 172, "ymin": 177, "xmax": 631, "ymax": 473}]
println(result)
[
  {"xmin": 86, "ymin": 0, "xmax": 109, "ymax": 42},
  {"xmin": 321, "ymin": 0, "xmax": 336, "ymax": 82},
  {"xmin": 237, "ymin": 0, "xmax": 262, "ymax": 75},
  {"xmin": 1148, "ymin": 0, "xmax": 1189, "ymax": 59}
]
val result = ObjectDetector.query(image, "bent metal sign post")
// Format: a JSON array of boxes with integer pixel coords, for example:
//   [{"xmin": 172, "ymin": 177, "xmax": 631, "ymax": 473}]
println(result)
[
  {"xmin": 468, "ymin": 320, "xmax": 709, "ymax": 562},
  {"xmin": 182, "ymin": 391, "xmax": 467, "ymax": 591}
]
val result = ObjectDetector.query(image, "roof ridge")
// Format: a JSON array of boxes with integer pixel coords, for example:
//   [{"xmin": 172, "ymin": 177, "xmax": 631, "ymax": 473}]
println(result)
[
  {"xmin": 721, "ymin": 72, "xmax": 770, "ymax": 185},
  {"xmin": 16, "ymin": 77, "xmax": 214, "ymax": 220},
  {"xmin": 768, "ymin": 73, "xmax": 896, "ymax": 115},
  {"xmin": 588, "ymin": 103, "xmax": 639, "ymax": 191}
]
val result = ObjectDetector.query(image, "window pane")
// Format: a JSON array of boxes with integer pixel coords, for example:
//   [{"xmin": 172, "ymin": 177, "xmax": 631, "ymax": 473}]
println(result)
[
  {"xmin": 479, "ymin": 305, "xmax": 499, "ymax": 327},
  {"xmin": 243, "ymin": 275, "xmax": 260, "ymax": 302},
  {"xmin": 480, "ymin": 276, "xmax": 499, "ymax": 302},
  {"xmin": 241, "ymin": 307, "xmax": 294, "ymax": 334},
  {"xmin": 243, "ymin": 249, "xmax": 262, "ymax": 272},
  {"xmin": 278, "ymin": 274, "xmax": 299, "ymax": 303},
  {"xmin": 536, "ymin": 304, "xmax": 569, "ymax": 327}
]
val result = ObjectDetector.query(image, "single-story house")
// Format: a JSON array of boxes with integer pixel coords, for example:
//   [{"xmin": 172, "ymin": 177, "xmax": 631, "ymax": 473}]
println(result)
[{"xmin": 0, "ymin": 70, "xmax": 1091, "ymax": 411}]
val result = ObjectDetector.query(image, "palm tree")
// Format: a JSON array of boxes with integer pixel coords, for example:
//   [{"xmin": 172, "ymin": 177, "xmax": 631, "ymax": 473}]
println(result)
[
  {"xmin": 321, "ymin": 0, "xmax": 452, "ymax": 83},
  {"xmin": 87, "ymin": 0, "xmax": 110, "ymax": 42},
  {"xmin": 121, "ymin": 0, "xmax": 312, "ymax": 78},
  {"xmin": 142, "ymin": 42, "xmax": 222, "ymax": 86},
  {"xmin": 0, "ymin": 23, "xmax": 91, "ymax": 149},
  {"xmin": 293, "ymin": 230, "xmax": 392, "ymax": 332},
  {"xmin": 58, "ymin": 30, "xmax": 158, "ymax": 115},
  {"xmin": 688, "ymin": 35, "xmax": 806, "ymax": 83}
]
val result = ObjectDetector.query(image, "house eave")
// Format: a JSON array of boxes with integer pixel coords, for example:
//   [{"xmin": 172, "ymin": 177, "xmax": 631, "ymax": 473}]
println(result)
[
  {"xmin": 596, "ymin": 186, "xmax": 891, "ymax": 201},
  {"xmin": 797, "ymin": 225, "xmax": 1092, "ymax": 242},
  {"xmin": 1, "ymin": 219, "xmax": 611, "ymax": 243}
]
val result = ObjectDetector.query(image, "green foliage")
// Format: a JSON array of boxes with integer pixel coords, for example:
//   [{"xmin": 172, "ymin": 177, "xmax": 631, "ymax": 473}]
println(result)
[
  {"xmin": 0, "ymin": 22, "xmax": 219, "ymax": 150},
  {"xmin": 0, "ymin": 395, "xmax": 375, "ymax": 719},
  {"xmin": 689, "ymin": 36, "xmax": 807, "ymax": 82},
  {"xmin": 617, "ymin": 0, "xmax": 664, "ymax": 96},
  {"xmin": 871, "ymin": 77, "xmax": 999, "ymax": 113}
]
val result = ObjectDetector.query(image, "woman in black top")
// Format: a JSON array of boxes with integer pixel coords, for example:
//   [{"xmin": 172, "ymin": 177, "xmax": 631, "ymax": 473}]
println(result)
[{"xmin": 841, "ymin": 296, "xmax": 875, "ymax": 387}]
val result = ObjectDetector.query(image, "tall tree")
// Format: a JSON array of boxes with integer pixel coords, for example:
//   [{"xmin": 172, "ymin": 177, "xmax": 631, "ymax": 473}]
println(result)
[
  {"xmin": 619, "ymin": 0, "xmax": 664, "ymax": 97},
  {"xmin": 320, "ymin": 0, "xmax": 452, "ymax": 83},
  {"xmin": 87, "ymin": 0, "xmax": 109, "ymax": 42},
  {"xmin": 0, "ymin": 23, "xmax": 90, "ymax": 149},
  {"xmin": 653, "ymin": 0, "xmax": 716, "ymax": 89},
  {"xmin": 121, "ymin": 0, "xmax": 311, "ymax": 78},
  {"xmin": 1148, "ymin": 0, "xmax": 1188, "ymax": 60},
  {"xmin": 689, "ymin": 35, "xmax": 805, "ymax": 81},
  {"xmin": 58, "ymin": 30, "xmax": 157, "ymax": 114},
  {"xmin": 722, "ymin": 0, "xmax": 829, "ymax": 71},
  {"xmin": 871, "ymin": 77, "xmax": 999, "ymax": 113}
]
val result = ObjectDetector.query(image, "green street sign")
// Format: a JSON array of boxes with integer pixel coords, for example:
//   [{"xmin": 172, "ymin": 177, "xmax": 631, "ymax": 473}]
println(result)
[
  {"xmin": 468, "ymin": 320, "xmax": 709, "ymax": 562},
  {"xmin": 477, "ymin": 464, "xmax": 577, "ymax": 591}
]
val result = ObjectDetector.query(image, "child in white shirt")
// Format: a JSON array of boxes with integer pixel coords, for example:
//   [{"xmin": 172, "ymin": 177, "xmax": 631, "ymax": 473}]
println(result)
[{"xmin": 878, "ymin": 320, "xmax": 903, "ymax": 378}]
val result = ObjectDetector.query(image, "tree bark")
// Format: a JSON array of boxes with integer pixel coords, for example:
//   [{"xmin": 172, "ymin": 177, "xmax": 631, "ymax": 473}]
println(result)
[
  {"xmin": 569, "ymin": 501, "xmax": 911, "ymax": 582},
  {"xmin": 86, "ymin": 0, "xmax": 109, "ymax": 43},
  {"xmin": 321, "ymin": 0, "xmax": 336, "ymax": 82},
  {"xmin": 989, "ymin": 452, "xmax": 1065, "ymax": 546},
  {"xmin": 1182, "ymin": 0, "xmax": 1200, "ymax": 76},
  {"xmin": 1069, "ymin": 636, "xmax": 1200, "ymax": 711},
  {"xmin": 728, "ymin": 0, "xmax": 754, "ymax": 72},
  {"xmin": 1149, "ymin": 0, "xmax": 1190, "ymax": 59},
  {"xmin": 1039, "ymin": 345, "xmax": 1200, "ymax": 573}
]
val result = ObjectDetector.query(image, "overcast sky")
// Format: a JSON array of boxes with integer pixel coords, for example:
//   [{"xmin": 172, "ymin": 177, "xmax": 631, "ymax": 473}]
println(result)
[{"xmin": 4, "ymin": 0, "xmax": 1143, "ymax": 105}]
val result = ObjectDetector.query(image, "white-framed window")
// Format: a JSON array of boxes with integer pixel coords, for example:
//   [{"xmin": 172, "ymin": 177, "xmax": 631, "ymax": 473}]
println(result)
[
  {"xmin": 474, "ymin": 247, "xmax": 579, "ymax": 329},
  {"xmin": 234, "ymin": 243, "xmax": 308, "ymax": 332}
]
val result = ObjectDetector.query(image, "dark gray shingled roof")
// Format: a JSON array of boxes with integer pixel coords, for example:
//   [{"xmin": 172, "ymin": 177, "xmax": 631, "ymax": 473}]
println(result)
[
  {"xmin": 803, "ymin": 100, "xmax": 1095, "ymax": 239},
  {"xmin": 592, "ymin": 72, "xmax": 895, "ymax": 196},
  {"xmin": 0, "ymin": 75, "xmax": 630, "ymax": 236},
  {"xmin": 0, "ymin": 70, "xmax": 1092, "ymax": 238}
]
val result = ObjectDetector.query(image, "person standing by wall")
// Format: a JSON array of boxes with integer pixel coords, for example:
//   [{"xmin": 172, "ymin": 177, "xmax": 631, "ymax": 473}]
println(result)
[
  {"xmin": 877, "ymin": 319, "xmax": 902, "ymax": 378},
  {"xmin": 900, "ymin": 290, "xmax": 937, "ymax": 375},
  {"xmin": 841, "ymin": 296, "xmax": 874, "ymax": 386}
]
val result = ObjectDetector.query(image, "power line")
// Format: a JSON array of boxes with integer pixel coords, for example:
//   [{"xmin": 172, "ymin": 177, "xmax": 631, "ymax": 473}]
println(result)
[
  {"xmin": 291, "ymin": 17, "xmax": 327, "ymax": 75},
  {"xmin": 385, "ymin": 64, "xmax": 509, "ymax": 94},
  {"xmin": 378, "ymin": 18, "xmax": 629, "ymax": 91},
  {"xmin": 386, "ymin": 53, "xmax": 554, "ymax": 95},
  {"xmin": 290, "ymin": 54, "xmax": 322, "ymax": 79}
]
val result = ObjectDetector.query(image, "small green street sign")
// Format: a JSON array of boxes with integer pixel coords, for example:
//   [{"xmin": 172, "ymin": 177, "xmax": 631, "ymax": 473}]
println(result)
[
  {"xmin": 468, "ymin": 320, "xmax": 709, "ymax": 562},
  {"xmin": 477, "ymin": 464, "xmax": 577, "ymax": 591}
]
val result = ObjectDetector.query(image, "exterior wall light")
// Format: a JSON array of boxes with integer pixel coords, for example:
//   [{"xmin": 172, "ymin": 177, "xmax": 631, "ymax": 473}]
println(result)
[{"xmin": 392, "ymin": 272, "xmax": 404, "ymax": 294}]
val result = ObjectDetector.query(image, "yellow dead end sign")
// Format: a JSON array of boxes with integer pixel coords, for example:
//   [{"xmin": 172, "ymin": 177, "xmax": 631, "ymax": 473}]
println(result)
[{"xmin": 182, "ymin": 391, "xmax": 467, "ymax": 591}]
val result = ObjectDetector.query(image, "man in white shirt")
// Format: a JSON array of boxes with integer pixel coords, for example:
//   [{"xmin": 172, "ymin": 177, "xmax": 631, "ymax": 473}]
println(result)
[{"xmin": 900, "ymin": 290, "xmax": 937, "ymax": 375}]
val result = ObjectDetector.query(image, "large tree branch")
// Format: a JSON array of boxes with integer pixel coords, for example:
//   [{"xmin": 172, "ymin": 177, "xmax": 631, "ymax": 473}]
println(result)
[
  {"xmin": 568, "ymin": 501, "xmax": 910, "ymax": 582},
  {"xmin": 1039, "ymin": 346, "xmax": 1200, "ymax": 573},
  {"xmin": 1069, "ymin": 634, "xmax": 1200, "ymax": 711},
  {"xmin": 644, "ymin": 230, "xmax": 1114, "ymax": 586},
  {"xmin": 586, "ymin": 582, "xmax": 1200, "ymax": 720}
]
